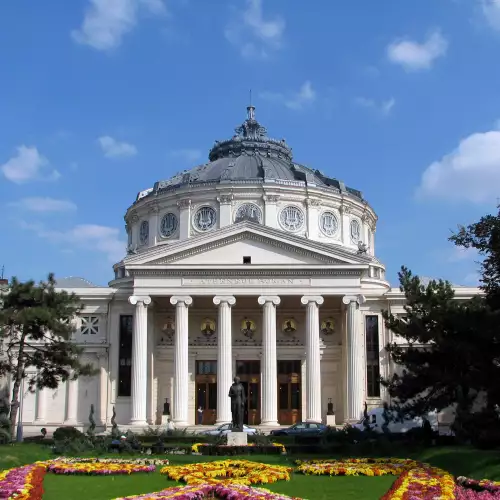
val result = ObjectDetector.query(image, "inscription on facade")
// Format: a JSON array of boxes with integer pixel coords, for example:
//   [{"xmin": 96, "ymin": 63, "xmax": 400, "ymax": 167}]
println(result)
[{"xmin": 182, "ymin": 278, "xmax": 310, "ymax": 286}]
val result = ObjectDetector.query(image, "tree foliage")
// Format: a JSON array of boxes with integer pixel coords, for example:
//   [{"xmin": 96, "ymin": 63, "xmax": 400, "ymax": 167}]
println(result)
[
  {"xmin": 0, "ymin": 273, "xmax": 95, "ymax": 438},
  {"xmin": 450, "ymin": 205, "xmax": 500, "ymax": 310},
  {"xmin": 381, "ymin": 267, "xmax": 495, "ymax": 420},
  {"xmin": 381, "ymin": 206, "xmax": 500, "ymax": 438}
]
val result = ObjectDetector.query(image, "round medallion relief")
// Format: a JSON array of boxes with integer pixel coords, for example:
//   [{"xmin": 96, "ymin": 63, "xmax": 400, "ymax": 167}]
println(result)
[
  {"xmin": 194, "ymin": 206, "xmax": 217, "ymax": 231},
  {"xmin": 319, "ymin": 211, "xmax": 339, "ymax": 237},
  {"xmin": 279, "ymin": 205, "xmax": 305, "ymax": 232},
  {"xmin": 139, "ymin": 220, "xmax": 149, "ymax": 245},
  {"xmin": 234, "ymin": 203, "xmax": 262, "ymax": 224},
  {"xmin": 160, "ymin": 213, "xmax": 178, "ymax": 238}
]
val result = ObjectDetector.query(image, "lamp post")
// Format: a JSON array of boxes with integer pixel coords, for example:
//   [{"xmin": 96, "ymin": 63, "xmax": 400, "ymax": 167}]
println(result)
[{"xmin": 16, "ymin": 378, "xmax": 24, "ymax": 442}]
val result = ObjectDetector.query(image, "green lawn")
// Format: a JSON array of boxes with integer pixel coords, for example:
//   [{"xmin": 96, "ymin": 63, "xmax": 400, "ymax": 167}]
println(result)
[
  {"xmin": 1, "ymin": 443, "xmax": 500, "ymax": 500},
  {"xmin": 41, "ymin": 471, "xmax": 396, "ymax": 500}
]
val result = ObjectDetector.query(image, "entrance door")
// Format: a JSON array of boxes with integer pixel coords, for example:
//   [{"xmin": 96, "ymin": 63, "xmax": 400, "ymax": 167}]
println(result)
[
  {"xmin": 235, "ymin": 360, "xmax": 261, "ymax": 426},
  {"xmin": 278, "ymin": 360, "xmax": 302, "ymax": 425},
  {"xmin": 195, "ymin": 361, "xmax": 217, "ymax": 425}
]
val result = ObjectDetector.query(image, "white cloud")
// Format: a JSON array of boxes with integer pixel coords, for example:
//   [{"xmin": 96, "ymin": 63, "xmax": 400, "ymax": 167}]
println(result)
[
  {"xmin": 225, "ymin": 0, "xmax": 285, "ymax": 59},
  {"xmin": 387, "ymin": 30, "xmax": 448, "ymax": 71},
  {"xmin": 9, "ymin": 197, "xmax": 77, "ymax": 213},
  {"xmin": 21, "ymin": 221, "xmax": 126, "ymax": 263},
  {"xmin": 480, "ymin": 0, "xmax": 500, "ymax": 31},
  {"xmin": 260, "ymin": 81, "xmax": 316, "ymax": 111},
  {"xmin": 448, "ymin": 246, "xmax": 477, "ymax": 263},
  {"xmin": 355, "ymin": 97, "xmax": 395, "ymax": 116},
  {"xmin": 0, "ymin": 146, "xmax": 60, "ymax": 184},
  {"xmin": 417, "ymin": 128, "xmax": 500, "ymax": 203},
  {"xmin": 72, "ymin": 0, "xmax": 167, "ymax": 52},
  {"xmin": 170, "ymin": 148, "xmax": 202, "ymax": 163},
  {"xmin": 98, "ymin": 136, "xmax": 137, "ymax": 158}
]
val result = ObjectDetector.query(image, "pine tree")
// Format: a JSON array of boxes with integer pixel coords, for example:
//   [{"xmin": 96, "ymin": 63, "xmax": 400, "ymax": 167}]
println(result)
[
  {"xmin": 381, "ymin": 267, "xmax": 498, "ymax": 429},
  {"xmin": 0, "ymin": 273, "xmax": 95, "ymax": 439}
]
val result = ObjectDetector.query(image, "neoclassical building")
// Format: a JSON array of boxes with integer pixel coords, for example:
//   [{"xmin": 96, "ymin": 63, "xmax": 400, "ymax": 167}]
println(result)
[{"xmin": 5, "ymin": 107, "xmax": 479, "ymax": 431}]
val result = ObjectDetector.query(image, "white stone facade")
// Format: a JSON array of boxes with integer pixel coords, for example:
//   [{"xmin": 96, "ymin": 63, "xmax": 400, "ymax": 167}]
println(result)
[{"xmin": 3, "ymin": 108, "xmax": 480, "ymax": 431}]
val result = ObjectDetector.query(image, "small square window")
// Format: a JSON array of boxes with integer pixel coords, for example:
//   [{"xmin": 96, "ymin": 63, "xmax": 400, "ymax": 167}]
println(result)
[{"xmin": 243, "ymin": 256, "xmax": 251, "ymax": 264}]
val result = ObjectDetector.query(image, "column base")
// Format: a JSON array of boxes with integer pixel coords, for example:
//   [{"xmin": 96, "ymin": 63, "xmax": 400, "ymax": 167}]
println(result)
[
  {"xmin": 260, "ymin": 420, "xmax": 279, "ymax": 427},
  {"xmin": 63, "ymin": 419, "xmax": 79, "ymax": 426},
  {"xmin": 305, "ymin": 418, "xmax": 323, "ymax": 424},
  {"xmin": 129, "ymin": 420, "xmax": 148, "ymax": 427},
  {"xmin": 215, "ymin": 418, "xmax": 231, "ymax": 425},
  {"xmin": 33, "ymin": 419, "xmax": 46, "ymax": 425},
  {"xmin": 172, "ymin": 421, "xmax": 189, "ymax": 427}
]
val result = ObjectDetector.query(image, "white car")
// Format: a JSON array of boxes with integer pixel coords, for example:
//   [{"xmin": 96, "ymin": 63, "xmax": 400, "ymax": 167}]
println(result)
[{"xmin": 199, "ymin": 423, "xmax": 257, "ymax": 436}]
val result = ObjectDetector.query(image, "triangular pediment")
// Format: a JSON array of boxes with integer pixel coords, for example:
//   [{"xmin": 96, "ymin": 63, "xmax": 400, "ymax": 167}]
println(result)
[{"xmin": 125, "ymin": 222, "xmax": 372, "ymax": 268}]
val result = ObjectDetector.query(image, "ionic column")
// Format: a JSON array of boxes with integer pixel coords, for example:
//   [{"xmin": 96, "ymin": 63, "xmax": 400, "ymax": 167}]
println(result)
[
  {"xmin": 342, "ymin": 295, "xmax": 366, "ymax": 423},
  {"xmin": 214, "ymin": 296, "xmax": 236, "ymax": 424},
  {"xmin": 258, "ymin": 296, "xmax": 281, "ymax": 426},
  {"xmin": 64, "ymin": 374, "xmax": 79, "ymax": 424},
  {"xmin": 170, "ymin": 296, "xmax": 192, "ymax": 426},
  {"xmin": 34, "ymin": 387, "xmax": 46, "ymax": 424},
  {"xmin": 128, "ymin": 295, "xmax": 152, "ymax": 426},
  {"xmin": 301, "ymin": 295, "xmax": 324, "ymax": 423},
  {"xmin": 98, "ymin": 354, "xmax": 108, "ymax": 426}
]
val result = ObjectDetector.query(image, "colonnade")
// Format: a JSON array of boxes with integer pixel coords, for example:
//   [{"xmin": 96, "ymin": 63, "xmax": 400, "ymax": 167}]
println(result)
[{"xmin": 127, "ymin": 293, "xmax": 366, "ymax": 426}]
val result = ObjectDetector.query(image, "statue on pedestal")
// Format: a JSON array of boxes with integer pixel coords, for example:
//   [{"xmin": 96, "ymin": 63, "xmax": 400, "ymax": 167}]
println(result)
[{"xmin": 228, "ymin": 376, "xmax": 246, "ymax": 432}]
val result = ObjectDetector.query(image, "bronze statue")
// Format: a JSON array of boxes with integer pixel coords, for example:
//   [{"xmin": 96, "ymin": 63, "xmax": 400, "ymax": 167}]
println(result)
[{"xmin": 228, "ymin": 376, "xmax": 246, "ymax": 431}]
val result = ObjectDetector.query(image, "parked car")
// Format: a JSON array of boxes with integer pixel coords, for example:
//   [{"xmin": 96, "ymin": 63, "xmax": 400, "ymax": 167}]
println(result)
[
  {"xmin": 270, "ymin": 422, "xmax": 328, "ymax": 436},
  {"xmin": 351, "ymin": 407, "xmax": 438, "ymax": 434},
  {"xmin": 198, "ymin": 423, "xmax": 257, "ymax": 436}
]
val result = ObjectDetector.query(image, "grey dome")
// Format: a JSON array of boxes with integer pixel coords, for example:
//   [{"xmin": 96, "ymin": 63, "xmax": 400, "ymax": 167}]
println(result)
[
  {"xmin": 55, "ymin": 277, "xmax": 99, "ymax": 288},
  {"xmin": 136, "ymin": 106, "xmax": 363, "ymax": 201}
]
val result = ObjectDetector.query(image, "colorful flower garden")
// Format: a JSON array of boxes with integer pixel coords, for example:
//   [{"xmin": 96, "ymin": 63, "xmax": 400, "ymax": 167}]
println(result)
[{"xmin": 2, "ymin": 454, "xmax": 500, "ymax": 499}]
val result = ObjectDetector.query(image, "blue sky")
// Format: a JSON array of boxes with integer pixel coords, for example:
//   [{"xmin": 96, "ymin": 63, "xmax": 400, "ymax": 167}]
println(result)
[{"xmin": 1, "ymin": 0, "xmax": 500, "ymax": 287}]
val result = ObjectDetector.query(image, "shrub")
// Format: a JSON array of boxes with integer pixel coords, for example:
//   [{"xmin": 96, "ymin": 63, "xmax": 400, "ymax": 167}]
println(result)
[
  {"xmin": 53, "ymin": 426, "xmax": 83, "ymax": 442},
  {"xmin": 198, "ymin": 444, "xmax": 282, "ymax": 456},
  {"xmin": 0, "ymin": 412, "xmax": 11, "ymax": 444}
]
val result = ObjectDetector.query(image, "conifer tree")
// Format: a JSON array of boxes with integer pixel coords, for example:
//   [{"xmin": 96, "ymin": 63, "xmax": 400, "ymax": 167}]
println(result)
[{"xmin": 0, "ymin": 273, "xmax": 95, "ymax": 438}]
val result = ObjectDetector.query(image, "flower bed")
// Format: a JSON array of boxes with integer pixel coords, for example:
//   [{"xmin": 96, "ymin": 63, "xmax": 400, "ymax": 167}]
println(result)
[
  {"xmin": 160, "ymin": 459, "xmax": 292, "ymax": 486},
  {"xmin": 381, "ymin": 465, "xmax": 456, "ymax": 499},
  {"xmin": 4, "ymin": 455, "xmax": 500, "ymax": 500},
  {"xmin": 51, "ymin": 457, "xmax": 169, "ymax": 466},
  {"xmin": 0, "ymin": 463, "xmax": 46, "ymax": 500},
  {"xmin": 296, "ymin": 458, "xmax": 418, "ymax": 477},
  {"xmin": 114, "ymin": 483, "xmax": 299, "ymax": 499}
]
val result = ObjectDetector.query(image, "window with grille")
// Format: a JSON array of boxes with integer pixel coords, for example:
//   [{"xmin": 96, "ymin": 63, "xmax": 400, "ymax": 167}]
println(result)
[
  {"xmin": 365, "ymin": 315, "xmax": 381, "ymax": 398},
  {"xmin": 80, "ymin": 316, "xmax": 99, "ymax": 335},
  {"xmin": 196, "ymin": 361, "xmax": 217, "ymax": 375},
  {"xmin": 118, "ymin": 315, "xmax": 133, "ymax": 397}
]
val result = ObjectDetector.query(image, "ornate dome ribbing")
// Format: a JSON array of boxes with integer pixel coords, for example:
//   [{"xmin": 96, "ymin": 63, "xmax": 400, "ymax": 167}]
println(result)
[{"xmin": 136, "ymin": 106, "xmax": 364, "ymax": 202}]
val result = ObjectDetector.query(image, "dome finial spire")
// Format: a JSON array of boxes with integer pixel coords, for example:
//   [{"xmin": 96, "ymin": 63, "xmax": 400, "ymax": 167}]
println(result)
[{"xmin": 247, "ymin": 89, "xmax": 255, "ymax": 121}]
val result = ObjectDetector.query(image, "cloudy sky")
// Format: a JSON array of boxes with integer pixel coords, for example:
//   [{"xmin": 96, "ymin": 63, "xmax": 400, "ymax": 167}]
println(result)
[{"xmin": 1, "ymin": 0, "xmax": 499, "ymax": 287}]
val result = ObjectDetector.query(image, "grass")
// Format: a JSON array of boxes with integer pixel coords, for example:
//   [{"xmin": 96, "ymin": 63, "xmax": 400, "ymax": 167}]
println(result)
[{"xmin": 1, "ymin": 443, "xmax": 500, "ymax": 499}]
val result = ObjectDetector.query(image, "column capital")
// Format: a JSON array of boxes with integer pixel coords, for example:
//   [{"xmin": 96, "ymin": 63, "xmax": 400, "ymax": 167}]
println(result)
[
  {"xmin": 128, "ymin": 295, "xmax": 152, "ymax": 306},
  {"xmin": 170, "ymin": 295, "xmax": 193, "ymax": 307},
  {"xmin": 213, "ymin": 295, "xmax": 236, "ymax": 306},
  {"xmin": 300, "ymin": 295, "xmax": 324, "ymax": 306},
  {"xmin": 258, "ymin": 295, "xmax": 281, "ymax": 306},
  {"xmin": 342, "ymin": 294, "xmax": 366, "ymax": 306}
]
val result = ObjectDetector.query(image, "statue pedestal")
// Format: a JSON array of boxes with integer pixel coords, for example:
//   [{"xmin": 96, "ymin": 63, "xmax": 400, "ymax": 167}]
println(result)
[
  {"xmin": 326, "ymin": 414, "xmax": 336, "ymax": 426},
  {"xmin": 227, "ymin": 432, "xmax": 248, "ymax": 446},
  {"xmin": 161, "ymin": 415, "xmax": 170, "ymax": 425}
]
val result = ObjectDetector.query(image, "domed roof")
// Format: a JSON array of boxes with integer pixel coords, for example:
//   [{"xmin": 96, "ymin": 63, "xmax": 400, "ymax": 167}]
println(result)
[{"xmin": 136, "ymin": 106, "xmax": 363, "ymax": 201}]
